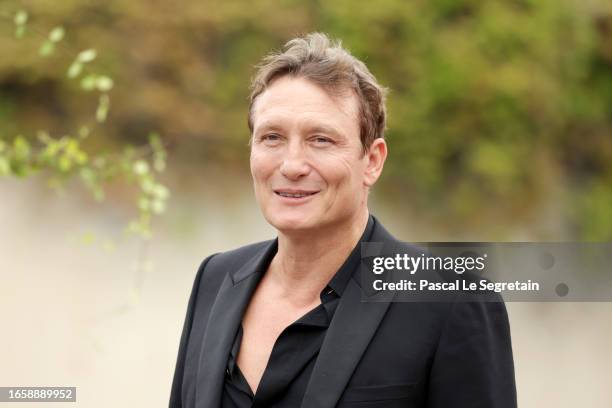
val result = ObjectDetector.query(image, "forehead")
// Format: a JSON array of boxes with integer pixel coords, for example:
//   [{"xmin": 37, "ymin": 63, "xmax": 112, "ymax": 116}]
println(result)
[{"xmin": 251, "ymin": 76, "xmax": 360, "ymax": 133}]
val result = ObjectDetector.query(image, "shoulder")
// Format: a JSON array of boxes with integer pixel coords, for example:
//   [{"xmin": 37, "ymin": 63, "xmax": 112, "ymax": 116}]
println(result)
[
  {"xmin": 192, "ymin": 239, "xmax": 274, "ymax": 287},
  {"xmin": 204, "ymin": 239, "xmax": 274, "ymax": 272},
  {"xmin": 370, "ymin": 215, "xmax": 425, "ymax": 256}
]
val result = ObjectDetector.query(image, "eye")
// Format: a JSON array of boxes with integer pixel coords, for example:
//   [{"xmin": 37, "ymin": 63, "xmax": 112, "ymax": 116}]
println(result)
[
  {"xmin": 311, "ymin": 136, "xmax": 333, "ymax": 146},
  {"xmin": 259, "ymin": 133, "xmax": 282, "ymax": 145}
]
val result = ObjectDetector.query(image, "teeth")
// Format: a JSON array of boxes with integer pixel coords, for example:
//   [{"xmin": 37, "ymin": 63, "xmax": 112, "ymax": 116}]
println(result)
[{"xmin": 278, "ymin": 192, "xmax": 314, "ymax": 198}]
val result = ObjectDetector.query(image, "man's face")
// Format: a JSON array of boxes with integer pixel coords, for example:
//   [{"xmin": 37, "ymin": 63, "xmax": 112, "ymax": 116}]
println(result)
[{"xmin": 250, "ymin": 76, "xmax": 372, "ymax": 233}]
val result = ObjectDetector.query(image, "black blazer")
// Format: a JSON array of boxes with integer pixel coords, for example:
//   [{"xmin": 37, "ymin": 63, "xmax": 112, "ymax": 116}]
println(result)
[{"xmin": 170, "ymin": 218, "xmax": 517, "ymax": 408}]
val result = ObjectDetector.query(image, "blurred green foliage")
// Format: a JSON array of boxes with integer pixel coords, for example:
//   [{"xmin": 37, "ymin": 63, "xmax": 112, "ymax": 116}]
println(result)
[
  {"xmin": 0, "ymin": 8, "xmax": 169, "ymax": 239},
  {"xmin": 1, "ymin": 0, "xmax": 611, "ymax": 239}
]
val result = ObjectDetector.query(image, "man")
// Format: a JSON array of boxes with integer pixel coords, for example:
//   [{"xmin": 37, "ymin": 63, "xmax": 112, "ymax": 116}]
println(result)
[{"xmin": 170, "ymin": 33, "xmax": 516, "ymax": 407}]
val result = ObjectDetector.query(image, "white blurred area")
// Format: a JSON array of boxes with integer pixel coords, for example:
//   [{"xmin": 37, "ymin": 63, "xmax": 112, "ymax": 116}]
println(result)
[{"xmin": 1, "ymin": 176, "xmax": 611, "ymax": 407}]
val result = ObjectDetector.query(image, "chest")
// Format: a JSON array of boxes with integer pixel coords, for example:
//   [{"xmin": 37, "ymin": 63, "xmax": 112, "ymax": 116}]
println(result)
[{"xmin": 236, "ymin": 287, "xmax": 321, "ymax": 393}]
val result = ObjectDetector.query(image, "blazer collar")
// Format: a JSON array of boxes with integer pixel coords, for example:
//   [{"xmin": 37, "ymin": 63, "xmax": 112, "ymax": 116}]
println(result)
[{"xmin": 231, "ymin": 239, "xmax": 278, "ymax": 284}]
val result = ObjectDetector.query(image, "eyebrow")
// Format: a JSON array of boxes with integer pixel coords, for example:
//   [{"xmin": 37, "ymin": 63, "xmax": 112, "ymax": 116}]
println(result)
[
  {"xmin": 307, "ymin": 124, "xmax": 344, "ymax": 138},
  {"xmin": 254, "ymin": 121, "xmax": 345, "ymax": 138},
  {"xmin": 253, "ymin": 122, "xmax": 284, "ymax": 135}
]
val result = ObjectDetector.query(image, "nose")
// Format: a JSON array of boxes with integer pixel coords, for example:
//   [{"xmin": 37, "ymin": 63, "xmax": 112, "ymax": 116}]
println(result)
[{"xmin": 279, "ymin": 141, "xmax": 310, "ymax": 180}]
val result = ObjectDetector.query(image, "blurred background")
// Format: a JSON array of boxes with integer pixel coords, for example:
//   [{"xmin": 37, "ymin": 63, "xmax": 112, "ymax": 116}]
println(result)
[{"xmin": 1, "ymin": 0, "xmax": 611, "ymax": 406}]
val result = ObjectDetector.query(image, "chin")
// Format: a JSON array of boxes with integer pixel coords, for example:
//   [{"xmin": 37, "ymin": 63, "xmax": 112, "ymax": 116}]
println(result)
[{"xmin": 265, "ymin": 211, "xmax": 320, "ymax": 233}]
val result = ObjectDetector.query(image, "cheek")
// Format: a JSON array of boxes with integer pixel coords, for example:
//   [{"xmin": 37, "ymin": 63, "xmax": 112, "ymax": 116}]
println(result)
[
  {"xmin": 317, "ymin": 161, "xmax": 363, "ymax": 214},
  {"xmin": 250, "ymin": 150, "xmax": 273, "ymax": 182},
  {"xmin": 314, "ymin": 156, "xmax": 363, "ymax": 194}
]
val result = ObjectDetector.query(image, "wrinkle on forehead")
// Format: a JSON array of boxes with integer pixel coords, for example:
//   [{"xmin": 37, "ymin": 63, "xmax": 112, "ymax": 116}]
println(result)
[{"xmin": 251, "ymin": 76, "xmax": 360, "ymax": 136}]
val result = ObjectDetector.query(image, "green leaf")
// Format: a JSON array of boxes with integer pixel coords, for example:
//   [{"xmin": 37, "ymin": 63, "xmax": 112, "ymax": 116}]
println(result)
[
  {"xmin": 149, "ymin": 132, "xmax": 162, "ymax": 149},
  {"xmin": 140, "ymin": 177, "xmax": 155, "ymax": 193},
  {"xmin": 0, "ymin": 157, "xmax": 10, "ymax": 176},
  {"xmin": 96, "ymin": 94, "xmax": 110, "ymax": 123},
  {"xmin": 39, "ymin": 41, "xmax": 54, "ymax": 57},
  {"xmin": 138, "ymin": 197, "xmax": 150, "ymax": 211},
  {"xmin": 67, "ymin": 62, "xmax": 83, "ymax": 78},
  {"xmin": 15, "ymin": 25, "xmax": 26, "ymax": 39},
  {"xmin": 58, "ymin": 156, "xmax": 72, "ymax": 172},
  {"xmin": 42, "ymin": 141, "xmax": 60, "ymax": 160},
  {"xmin": 78, "ymin": 126, "xmax": 90, "ymax": 139},
  {"xmin": 14, "ymin": 10, "xmax": 28, "ymax": 25},
  {"xmin": 151, "ymin": 199, "xmax": 166, "ymax": 214},
  {"xmin": 77, "ymin": 49, "xmax": 97, "ymax": 63},
  {"xmin": 49, "ymin": 26, "xmax": 65, "ymax": 42},
  {"xmin": 80, "ymin": 74, "xmax": 97, "ymax": 91},
  {"xmin": 96, "ymin": 76, "xmax": 114, "ymax": 92},
  {"xmin": 14, "ymin": 11, "xmax": 28, "ymax": 38},
  {"xmin": 11, "ymin": 162, "xmax": 29, "ymax": 177},
  {"xmin": 76, "ymin": 151, "xmax": 88, "ymax": 165},
  {"xmin": 13, "ymin": 135, "xmax": 31, "ymax": 160},
  {"xmin": 152, "ymin": 184, "xmax": 169, "ymax": 200},
  {"xmin": 133, "ymin": 160, "xmax": 150, "ymax": 175}
]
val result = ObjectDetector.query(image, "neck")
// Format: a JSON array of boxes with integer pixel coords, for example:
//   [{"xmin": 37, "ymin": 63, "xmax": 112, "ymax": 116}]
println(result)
[{"xmin": 268, "ymin": 209, "xmax": 370, "ymax": 306}]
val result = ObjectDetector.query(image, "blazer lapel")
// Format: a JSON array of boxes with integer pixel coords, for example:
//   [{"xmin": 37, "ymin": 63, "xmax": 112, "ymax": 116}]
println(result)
[
  {"xmin": 301, "ymin": 217, "xmax": 399, "ymax": 408},
  {"xmin": 194, "ymin": 240, "xmax": 277, "ymax": 408},
  {"xmin": 301, "ymin": 275, "xmax": 395, "ymax": 408}
]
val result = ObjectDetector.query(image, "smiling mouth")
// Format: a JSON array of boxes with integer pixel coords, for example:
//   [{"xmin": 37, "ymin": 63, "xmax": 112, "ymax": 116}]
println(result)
[{"xmin": 274, "ymin": 190, "xmax": 319, "ymax": 198}]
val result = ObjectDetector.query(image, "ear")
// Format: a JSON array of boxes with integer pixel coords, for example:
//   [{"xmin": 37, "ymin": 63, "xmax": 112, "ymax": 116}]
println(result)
[{"xmin": 363, "ymin": 138, "xmax": 388, "ymax": 187}]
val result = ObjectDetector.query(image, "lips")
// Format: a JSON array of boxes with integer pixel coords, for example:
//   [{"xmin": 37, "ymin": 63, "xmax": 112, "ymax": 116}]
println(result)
[{"xmin": 274, "ymin": 189, "xmax": 319, "ymax": 198}]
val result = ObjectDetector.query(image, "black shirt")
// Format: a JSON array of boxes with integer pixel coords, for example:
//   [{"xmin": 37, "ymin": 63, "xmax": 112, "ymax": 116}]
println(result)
[{"xmin": 221, "ymin": 216, "xmax": 375, "ymax": 408}]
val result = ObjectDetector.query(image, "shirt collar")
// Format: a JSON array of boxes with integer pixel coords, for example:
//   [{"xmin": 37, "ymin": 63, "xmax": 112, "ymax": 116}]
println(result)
[{"xmin": 322, "ymin": 215, "xmax": 375, "ymax": 298}]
